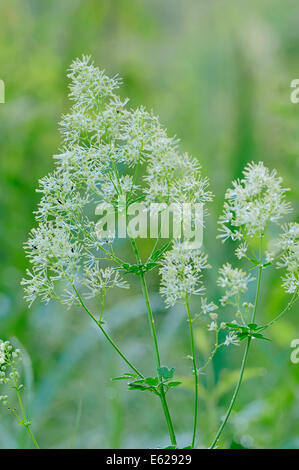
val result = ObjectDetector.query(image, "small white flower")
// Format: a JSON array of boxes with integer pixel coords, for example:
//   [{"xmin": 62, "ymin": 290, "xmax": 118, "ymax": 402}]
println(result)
[
  {"xmin": 201, "ymin": 297, "xmax": 218, "ymax": 314},
  {"xmin": 217, "ymin": 263, "xmax": 254, "ymax": 305},
  {"xmin": 235, "ymin": 243, "xmax": 248, "ymax": 260},
  {"xmin": 224, "ymin": 332, "xmax": 239, "ymax": 346},
  {"xmin": 208, "ymin": 321, "xmax": 218, "ymax": 331},
  {"xmin": 265, "ymin": 251, "xmax": 275, "ymax": 264},
  {"xmin": 209, "ymin": 313, "xmax": 218, "ymax": 321}
]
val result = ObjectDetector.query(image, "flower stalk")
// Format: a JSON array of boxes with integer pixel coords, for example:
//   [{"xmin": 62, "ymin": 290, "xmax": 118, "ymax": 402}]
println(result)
[{"xmin": 185, "ymin": 294, "xmax": 199, "ymax": 448}]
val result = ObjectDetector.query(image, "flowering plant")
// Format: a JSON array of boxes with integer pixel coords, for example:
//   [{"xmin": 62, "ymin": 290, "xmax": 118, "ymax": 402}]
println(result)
[{"xmin": 1, "ymin": 57, "xmax": 297, "ymax": 448}]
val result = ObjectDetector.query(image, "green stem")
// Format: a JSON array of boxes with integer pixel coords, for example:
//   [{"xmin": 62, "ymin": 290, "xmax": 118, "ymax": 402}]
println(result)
[
  {"xmin": 130, "ymin": 238, "xmax": 177, "ymax": 447},
  {"xmin": 26, "ymin": 426, "xmax": 40, "ymax": 449},
  {"xmin": 139, "ymin": 272, "xmax": 161, "ymax": 370},
  {"xmin": 159, "ymin": 386, "xmax": 177, "ymax": 445},
  {"xmin": 210, "ymin": 236, "xmax": 263, "ymax": 449},
  {"xmin": 263, "ymin": 290, "xmax": 298, "ymax": 328},
  {"xmin": 11, "ymin": 365, "xmax": 40, "ymax": 449},
  {"xmin": 252, "ymin": 238, "xmax": 263, "ymax": 323},
  {"xmin": 185, "ymin": 295, "xmax": 199, "ymax": 448},
  {"xmin": 72, "ymin": 285, "xmax": 144, "ymax": 378},
  {"xmin": 210, "ymin": 337, "xmax": 251, "ymax": 449}
]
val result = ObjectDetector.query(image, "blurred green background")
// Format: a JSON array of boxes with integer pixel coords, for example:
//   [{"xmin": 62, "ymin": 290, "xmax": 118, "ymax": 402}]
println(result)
[{"xmin": 0, "ymin": 0, "xmax": 298, "ymax": 449}]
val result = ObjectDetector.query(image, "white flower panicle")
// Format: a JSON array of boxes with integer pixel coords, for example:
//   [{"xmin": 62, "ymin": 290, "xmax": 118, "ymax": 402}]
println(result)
[
  {"xmin": 218, "ymin": 162, "xmax": 291, "ymax": 242},
  {"xmin": 67, "ymin": 56, "xmax": 121, "ymax": 111},
  {"xmin": 145, "ymin": 151, "xmax": 213, "ymax": 205},
  {"xmin": 217, "ymin": 263, "xmax": 255, "ymax": 306},
  {"xmin": 276, "ymin": 223, "xmax": 299, "ymax": 294},
  {"xmin": 159, "ymin": 241, "xmax": 210, "ymax": 307},
  {"xmin": 22, "ymin": 56, "xmax": 212, "ymax": 310},
  {"xmin": 83, "ymin": 265, "xmax": 128, "ymax": 299}
]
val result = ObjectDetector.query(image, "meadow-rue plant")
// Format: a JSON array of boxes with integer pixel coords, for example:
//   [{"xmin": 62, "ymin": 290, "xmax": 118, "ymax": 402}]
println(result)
[
  {"xmin": 19, "ymin": 56, "xmax": 298, "ymax": 449},
  {"xmin": 0, "ymin": 341, "xmax": 39, "ymax": 448}
]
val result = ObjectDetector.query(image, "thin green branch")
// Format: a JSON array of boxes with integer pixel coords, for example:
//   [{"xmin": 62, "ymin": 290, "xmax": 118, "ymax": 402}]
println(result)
[
  {"xmin": 185, "ymin": 295, "xmax": 199, "ymax": 448},
  {"xmin": 210, "ymin": 337, "xmax": 251, "ymax": 449},
  {"xmin": 9, "ymin": 358, "xmax": 39, "ymax": 449},
  {"xmin": 72, "ymin": 284, "xmax": 144, "ymax": 378},
  {"xmin": 210, "ymin": 236, "xmax": 263, "ymax": 448},
  {"xmin": 130, "ymin": 237, "xmax": 177, "ymax": 447},
  {"xmin": 263, "ymin": 290, "xmax": 298, "ymax": 328}
]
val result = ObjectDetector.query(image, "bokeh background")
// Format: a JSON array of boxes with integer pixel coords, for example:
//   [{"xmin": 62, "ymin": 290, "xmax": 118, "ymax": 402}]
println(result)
[{"xmin": 0, "ymin": 0, "xmax": 298, "ymax": 449}]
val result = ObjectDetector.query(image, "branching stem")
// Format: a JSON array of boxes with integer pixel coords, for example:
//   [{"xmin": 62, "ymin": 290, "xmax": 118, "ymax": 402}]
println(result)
[
  {"xmin": 130, "ymin": 238, "xmax": 177, "ymax": 447},
  {"xmin": 210, "ymin": 236, "xmax": 263, "ymax": 448}
]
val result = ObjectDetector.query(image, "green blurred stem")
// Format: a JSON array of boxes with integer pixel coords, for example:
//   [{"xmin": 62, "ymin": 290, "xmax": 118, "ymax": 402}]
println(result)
[
  {"xmin": 16, "ymin": 390, "xmax": 40, "ymax": 449},
  {"xmin": 210, "ymin": 236, "xmax": 263, "ymax": 449},
  {"xmin": 9, "ymin": 357, "xmax": 40, "ymax": 449},
  {"xmin": 252, "ymin": 237, "xmax": 263, "ymax": 324},
  {"xmin": 263, "ymin": 290, "xmax": 298, "ymax": 328},
  {"xmin": 130, "ymin": 238, "xmax": 177, "ymax": 447},
  {"xmin": 185, "ymin": 295, "xmax": 199, "ymax": 448},
  {"xmin": 209, "ymin": 337, "xmax": 251, "ymax": 449},
  {"xmin": 72, "ymin": 284, "xmax": 144, "ymax": 379},
  {"xmin": 139, "ymin": 273, "xmax": 161, "ymax": 370},
  {"xmin": 140, "ymin": 271, "xmax": 177, "ymax": 447}
]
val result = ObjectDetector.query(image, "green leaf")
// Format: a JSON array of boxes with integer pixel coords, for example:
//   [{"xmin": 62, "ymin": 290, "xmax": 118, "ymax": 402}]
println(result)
[
  {"xmin": 248, "ymin": 323, "xmax": 258, "ymax": 330},
  {"xmin": 167, "ymin": 381, "xmax": 182, "ymax": 388},
  {"xmin": 115, "ymin": 262, "xmax": 159, "ymax": 275},
  {"xmin": 143, "ymin": 262, "xmax": 159, "ymax": 272},
  {"xmin": 112, "ymin": 373, "xmax": 138, "ymax": 381},
  {"xmin": 127, "ymin": 195, "xmax": 146, "ymax": 205},
  {"xmin": 112, "ymin": 376, "xmax": 132, "ymax": 381},
  {"xmin": 145, "ymin": 377, "xmax": 159, "ymax": 387},
  {"xmin": 249, "ymin": 258, "xmax": 260, "ymax": 265},
  {"xmin": 128, "ymin": 382, "xmax": 159, "ymax": 396},
  {"xmin": 128, "ymin": 384, "xmax": 148, "ymax": 392},
  {"xmin": 128, "ymin": 379, "xmax": 145, "ymax": 385},
  {"xmin": 251, "ymin": 333, "xmax": 271, "ymax": 341},
  {"xmin": 226, "ymin": 322, "xmax": 242, "ymax": 330},
  {"xmin": 236, "ymin": 333, "xmax": 249, "ymax": 341},
  {"xmin": 158, "ymin": 366, "xmax": 175, "ymax": 380},
  {"xmin": 150, "ymin": 242, "xmax": 171, "ymax": 262},
  {"xmin": 255, "ymin": 325, "xmax": 268, "ymax": 332}
]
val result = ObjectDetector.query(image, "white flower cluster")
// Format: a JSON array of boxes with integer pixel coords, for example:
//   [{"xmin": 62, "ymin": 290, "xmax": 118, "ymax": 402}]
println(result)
[
  {"xmin": 276, "ymin": 223, "xmax": 299, "ymax": 294},
  {"xmin": 145, "ymin": 151, "xmax": 213, "ymax": 205},
  {"xmin": 83, "ymin": 265, "xmax": 128, "ymax": 299},
  {"xmin": 22, "ymin": 56, "xmax": 212, "ymax": 309},
  {"xmin": 159, "ymin": 241, "xmax": 210, "ymax": 307},
  {"xmin": 218, "ymin": 162, "xmax": 291, "ymax": 242},
  {"xmin": 217, "ymin": 263, "xmax": 254, "ymax": 306},
  {"xmin": 0, "ymin": 341, "xmax": 22, "ymax": 389}
]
